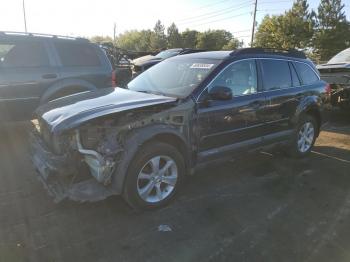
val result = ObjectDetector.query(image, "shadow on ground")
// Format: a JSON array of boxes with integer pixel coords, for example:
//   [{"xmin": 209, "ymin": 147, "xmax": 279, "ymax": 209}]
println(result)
[{"xmin": 0, "ymin": 111, "xmax": 350, "ymax": 262}]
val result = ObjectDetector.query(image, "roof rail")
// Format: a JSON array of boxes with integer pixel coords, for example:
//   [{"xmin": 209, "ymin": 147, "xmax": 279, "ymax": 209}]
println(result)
[
  {"xmin": 0, "ymin": 31, "xmax": 89, "ymax": 42},
  {"xmin": 230, "ymin": 48, "xmax": 306, "ymax": 59}
]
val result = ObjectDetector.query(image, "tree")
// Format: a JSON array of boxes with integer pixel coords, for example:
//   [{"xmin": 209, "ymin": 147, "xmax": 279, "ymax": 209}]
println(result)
[
  {"xmin": 90, "ymin": 35, "xmax": 113, "ymax": 44},
  {"xmin": 196, "ymin": 30, "xmax": 240, "ymax": 50},
  {"xmin": 254, "ymin": 0, "xmax": 314, "ymax": 49},
  {"xmin": 313, "ymin": 0, "xmax": 350, "ymax": 61},
  {"xmin": 167, "ymin": 23, "xmax": 182, "ymax": 48},
  {"xmin": 150, "ymin": 20, "xmax": 167, "ymax": 51},
  {"xmin": 117, "ymin": 30, "xmax": 153, "ymax": 51},
  {"xmin": 222, "ymin": 38, "xmax": 243, "ymax": 50},
  {"xmin": 181, "ymin": 29, "xmax": 199, "ymax": 48}
]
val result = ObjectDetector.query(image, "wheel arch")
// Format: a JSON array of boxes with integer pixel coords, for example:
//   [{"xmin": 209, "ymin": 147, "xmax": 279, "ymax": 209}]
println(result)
[
  {"xmin": 294, "ymin": 96, "xmax": 322, "ymax": 136},
  {"xmin": 40, "ymin": 79, "xmax": 97, "ymax": 104},
  {"xmin": 111, "ymin": 124, "xmax": 191, "ymax": 194}
]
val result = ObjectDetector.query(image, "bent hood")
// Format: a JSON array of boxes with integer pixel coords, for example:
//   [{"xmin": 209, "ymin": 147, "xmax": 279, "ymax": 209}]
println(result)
[{"xmin": 36, "ymin": 88, "xmax": 177, "ymax": 134}]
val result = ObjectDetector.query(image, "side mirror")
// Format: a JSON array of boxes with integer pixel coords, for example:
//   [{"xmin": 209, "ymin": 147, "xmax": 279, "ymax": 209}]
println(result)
[{"xmin": 208, "ymin": 85, "xmax": 232, "ymax": 100}]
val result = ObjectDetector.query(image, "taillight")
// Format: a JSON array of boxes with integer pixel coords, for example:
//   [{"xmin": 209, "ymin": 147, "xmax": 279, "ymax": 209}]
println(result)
[
  {"xmin": 111, "ymin": 71, "xmax": 117, "ymax": 87},
  {"xmin": 325, "ymin": 83, "xmax": 331, "ymax": 95}
]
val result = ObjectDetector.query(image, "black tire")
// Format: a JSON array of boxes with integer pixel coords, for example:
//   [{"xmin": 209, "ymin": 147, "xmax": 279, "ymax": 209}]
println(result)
[
  {"xmin": 288, "ymin": 115, "xmax": 318, "ymax": 158},
  {"xmin": 123, "ymin": 142, "xmax": 185, "ymax": 210}
]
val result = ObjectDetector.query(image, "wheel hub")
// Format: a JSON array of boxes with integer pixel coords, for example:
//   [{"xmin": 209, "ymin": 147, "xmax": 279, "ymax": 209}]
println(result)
[{"xmin": 136, "ymin": 155, "xmax": 178, "ymax": 203}]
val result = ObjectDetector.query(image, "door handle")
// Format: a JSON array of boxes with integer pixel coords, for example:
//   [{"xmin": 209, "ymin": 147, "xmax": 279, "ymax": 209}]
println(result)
[{"xmin": 42, "ymin": 73, "xmax": 57, "ymax": 79}]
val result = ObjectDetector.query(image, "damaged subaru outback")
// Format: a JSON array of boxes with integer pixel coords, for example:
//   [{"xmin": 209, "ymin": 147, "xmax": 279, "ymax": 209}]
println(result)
[{"xmin": 30, "ymin": 48, "xmax": 329, "ymax": 209}]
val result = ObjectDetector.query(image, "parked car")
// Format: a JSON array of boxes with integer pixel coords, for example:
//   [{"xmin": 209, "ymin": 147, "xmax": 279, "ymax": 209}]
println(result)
[
  {"xmin": 132, "ymin": 48, "xmax": 206, "ymax": 77},
  {"xmin": 0, "ymin": 31, "xmax": 113, "ymax": 121},
  {"xmin": 317, "ymin": 48, "xmax": 350, "ymax": 110},
  {"xmin": 30, "ymin": 48, "xmax": 329, "ymax": 209}
]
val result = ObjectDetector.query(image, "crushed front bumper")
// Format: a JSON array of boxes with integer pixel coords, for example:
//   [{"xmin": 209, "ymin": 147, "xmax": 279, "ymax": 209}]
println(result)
[{"xmin": 30, "ymin": 130, "xmax": 117, "ymax": 203}]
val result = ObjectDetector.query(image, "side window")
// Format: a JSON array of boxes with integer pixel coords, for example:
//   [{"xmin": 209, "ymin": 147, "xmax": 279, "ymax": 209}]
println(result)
[
  {"xmin": 209, "ymin": 60, "xmax": 257, "ymax": 97},
  {"xmin": 294, "ymin": 62, "xmax": 319, "ymax": 85},
  {"xmin": 289, "ymin": 62, "xmax": 301, "ymax": 87},
  {"xmin": 0, "ymin": 41, "xmax": 49, "ymax": 68},
  {"xmin": 54, "ymin": 42, "xmax": 101, "ymax": 67},
  {"xmin": 260, "ymin": 59, "xmax": 292, "ymax": 91}
]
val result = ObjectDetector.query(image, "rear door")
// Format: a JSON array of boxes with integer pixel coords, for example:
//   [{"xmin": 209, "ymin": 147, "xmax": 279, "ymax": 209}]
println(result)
[
  {"xmin": 196, "ymin": 59, "xmax": 267, "ymax": 161},
  {"xmin": 258, "ymin": 59, "xmax": 302, "ymax": 139},
  {"xmin": 53, "ymin": 41, "xmax": 112, "ymax": 89},
  {"xmin": 0, "ymin": 39, "xmax": 57, "ymax": 120}
]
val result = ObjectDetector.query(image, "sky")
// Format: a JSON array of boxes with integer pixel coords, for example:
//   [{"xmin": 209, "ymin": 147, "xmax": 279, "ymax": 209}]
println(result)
[{"xmin": 0, "ymin": 0, "xmax": 348, "ymax": 46}]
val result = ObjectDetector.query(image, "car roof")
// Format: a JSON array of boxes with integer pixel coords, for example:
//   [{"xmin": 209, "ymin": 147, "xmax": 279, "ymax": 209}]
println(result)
[
  {"xmin": 173, "ymin": 51, "xmax": 232, "ymax": 60},
  {"xmin": 0, "ymin": 31, "xmax": 89, "ymax": 43},
  {"xmin": 171, "ymin": 48, "xmax": 308, "ymax": 62}
]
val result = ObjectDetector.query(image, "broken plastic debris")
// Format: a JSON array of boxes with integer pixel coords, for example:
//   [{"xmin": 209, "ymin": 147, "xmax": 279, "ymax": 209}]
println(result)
[{"xmin": 158, "ymin": 224, "xmax": 172, "ymax": 232}]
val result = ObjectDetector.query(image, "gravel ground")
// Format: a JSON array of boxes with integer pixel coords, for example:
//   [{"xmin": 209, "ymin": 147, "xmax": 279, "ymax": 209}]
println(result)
[{"xmin": 0, "ymin": 110, "xmax": 349, "ymax": 262}]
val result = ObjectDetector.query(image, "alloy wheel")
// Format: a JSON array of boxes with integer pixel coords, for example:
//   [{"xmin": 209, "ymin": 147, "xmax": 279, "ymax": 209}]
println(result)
[{"xmin": 137, "ymin": 155, "xmax": 178, "ymax": 203}]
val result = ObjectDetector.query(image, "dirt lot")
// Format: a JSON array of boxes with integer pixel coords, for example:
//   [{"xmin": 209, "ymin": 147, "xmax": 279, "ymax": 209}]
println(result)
[{"xmin": 0, "ymin": 111, "xmax": 349, "ymax": 262}]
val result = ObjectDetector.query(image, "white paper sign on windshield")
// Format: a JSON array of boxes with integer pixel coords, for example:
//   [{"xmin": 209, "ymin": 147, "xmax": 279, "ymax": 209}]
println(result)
[{"xmin": 190, "ymin": 63, "xmax": 214, "ymax": 69}]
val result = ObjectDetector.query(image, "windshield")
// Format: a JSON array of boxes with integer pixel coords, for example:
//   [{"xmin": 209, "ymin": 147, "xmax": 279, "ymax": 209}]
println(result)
[
  {"xmin": 155, "ymin": 50, "xmax": 181, "ymax": 59},
  {"xmin": 328, "ymin": 48, "xmax": 350, "ymax": 64},
  {"xmin": 128, "ymin": 58, "xmax": 220, "ymax": 98}
]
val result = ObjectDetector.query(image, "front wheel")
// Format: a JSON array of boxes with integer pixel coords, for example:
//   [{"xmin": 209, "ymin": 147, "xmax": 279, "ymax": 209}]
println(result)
[
  {"xmin": 288, "ymin": 115, "xmax": 318, "ymax": 157},
  {"xmin": 123, "ymin": 142, "xmax": 185, "ymax": 210}
]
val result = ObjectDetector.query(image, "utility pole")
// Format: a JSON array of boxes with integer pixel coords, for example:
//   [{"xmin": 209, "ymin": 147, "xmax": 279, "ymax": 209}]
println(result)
[
  {"xmin": 250, "ymin": 0, "xmax": 257, "ymax": 47},
  {"xmin": 113, "ymin": 23, "xmax": 116, "ymax": 43},
  {"xmin": 22, "ymin": 0, "xmax": 28, "ymax": 32}
]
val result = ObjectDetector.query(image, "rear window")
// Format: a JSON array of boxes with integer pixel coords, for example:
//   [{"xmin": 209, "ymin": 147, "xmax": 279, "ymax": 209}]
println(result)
[
  {"xmin": 0, "ymin": 41, "xmax": 49, "ymax": 68},
  {"xmin": 55, "ymin": 42, "xmax": 101, "ymax": 67},
  {"xmin": 294, "ymin": 62, "xmax": 319, "ymax": 85},
  {"xmin": 260, "ymin": 59, "xmax": 292, "ymax": 91}
]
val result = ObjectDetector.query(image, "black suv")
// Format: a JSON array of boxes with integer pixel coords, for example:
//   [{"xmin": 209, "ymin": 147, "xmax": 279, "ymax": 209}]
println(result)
[
  {"xmin": 0, "ymin": 32, "xmax": 113, "ymax": 121},
  {"xmin": 30, "ymin": 48, "xmax": 328, "ymax": 209}
]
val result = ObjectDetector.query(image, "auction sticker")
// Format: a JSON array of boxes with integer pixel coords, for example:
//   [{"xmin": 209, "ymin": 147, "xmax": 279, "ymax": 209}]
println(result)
[{"xmin": 190, "ymin": 63, "xmax": 214, "ymax": 69}]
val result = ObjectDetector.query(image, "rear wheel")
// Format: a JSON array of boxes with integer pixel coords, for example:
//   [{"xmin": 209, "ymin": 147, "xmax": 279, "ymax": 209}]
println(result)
[
  {"xmin": 123, "ymin": 142, "xmax": 185, "ymax": 210},
  {"xmin": 288, "ymin": 115, "xmax": 317, "ymax": 157}
]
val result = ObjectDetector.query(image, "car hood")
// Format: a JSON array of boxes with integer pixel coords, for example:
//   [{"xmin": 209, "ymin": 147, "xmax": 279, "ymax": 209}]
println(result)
[
  {"xmin": 133, "ymin": 55, "xmax": 162, "ymax": 66},
  {"xmin": 36, "ymin": 88, "xmax": 177, "ymax": 134},
  {"xmin": 317, "ymin": 63, "xmax": 350, "ymax": 70}
]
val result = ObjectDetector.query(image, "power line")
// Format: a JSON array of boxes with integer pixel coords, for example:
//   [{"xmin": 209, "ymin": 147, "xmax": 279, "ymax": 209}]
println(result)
[
  {"xmin": 258, "ymin": 0, "xmax": 291, "ymax": 4},
  {"xmin": 186, "ymin": 0, "xmax": 233, "ymax": 12},
  {"xmin": 231, "ymin": 29, "xmax": 251, "ymax": 34},
  {"xmin": 186, "ymin": 11, "xmax": 252, "ymax": 28},
  {"xmin": 177, "ymin": 0, "xmax": 253, "ymax": 22},
  {"xmin": 178, "ymin": 2, "xmax": 253, "ymax": 25}
]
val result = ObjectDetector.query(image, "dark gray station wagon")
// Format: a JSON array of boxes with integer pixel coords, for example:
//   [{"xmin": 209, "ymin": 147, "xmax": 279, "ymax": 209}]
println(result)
[{"xmin": 0, "ymin": 31, "xmax": 113, "ymax": 121}]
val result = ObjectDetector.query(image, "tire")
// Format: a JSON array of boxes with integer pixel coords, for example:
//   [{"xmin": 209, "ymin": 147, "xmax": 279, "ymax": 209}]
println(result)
[
  {"xmin": 123, "ymin": 142, "xmax": 185, "ymax": 210},
  {"xmin": 288, "ymin": 115, "xmax": 318, "ymax": 158}
]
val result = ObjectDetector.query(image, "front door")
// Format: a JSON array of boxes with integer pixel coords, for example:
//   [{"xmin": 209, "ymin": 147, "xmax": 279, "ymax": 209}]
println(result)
[
  {"xmin": 0, "ymin": 39, "xmax": 56, "ymax": 120},
  {"xmin": 196, "ymin": 59, "xmax": 267, "ymax": 161}
]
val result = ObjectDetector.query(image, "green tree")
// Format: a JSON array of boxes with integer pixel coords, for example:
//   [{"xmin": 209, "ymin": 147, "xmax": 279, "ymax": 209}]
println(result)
[
  {"xmin": 90, "ymin": 35, "xmax": 113, "ymax": 44},
  {"xmin": 181, "ymin": 29, "xmax": 199, "ymax": 48},
  {"xmin": 254, "ymin": 0, "xmax": 314, "ymax": 49},
  {"xmin": 196, "ymin": 30, "xmax": 240, "ymax": 50},
  {"xmin": 313, "ymin": 0, "xmax": 350, "ymax": 61},
  {"xmin": 150, "ymin": 20, "xmax": 167, "ymax": 51},
  {"xmin": 117, "ymin": 30, "xmax": 153, "ymax": 51},
  {"xmin": 167, "ymin": 23, "xmax": 182, "ymax": 48}
]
